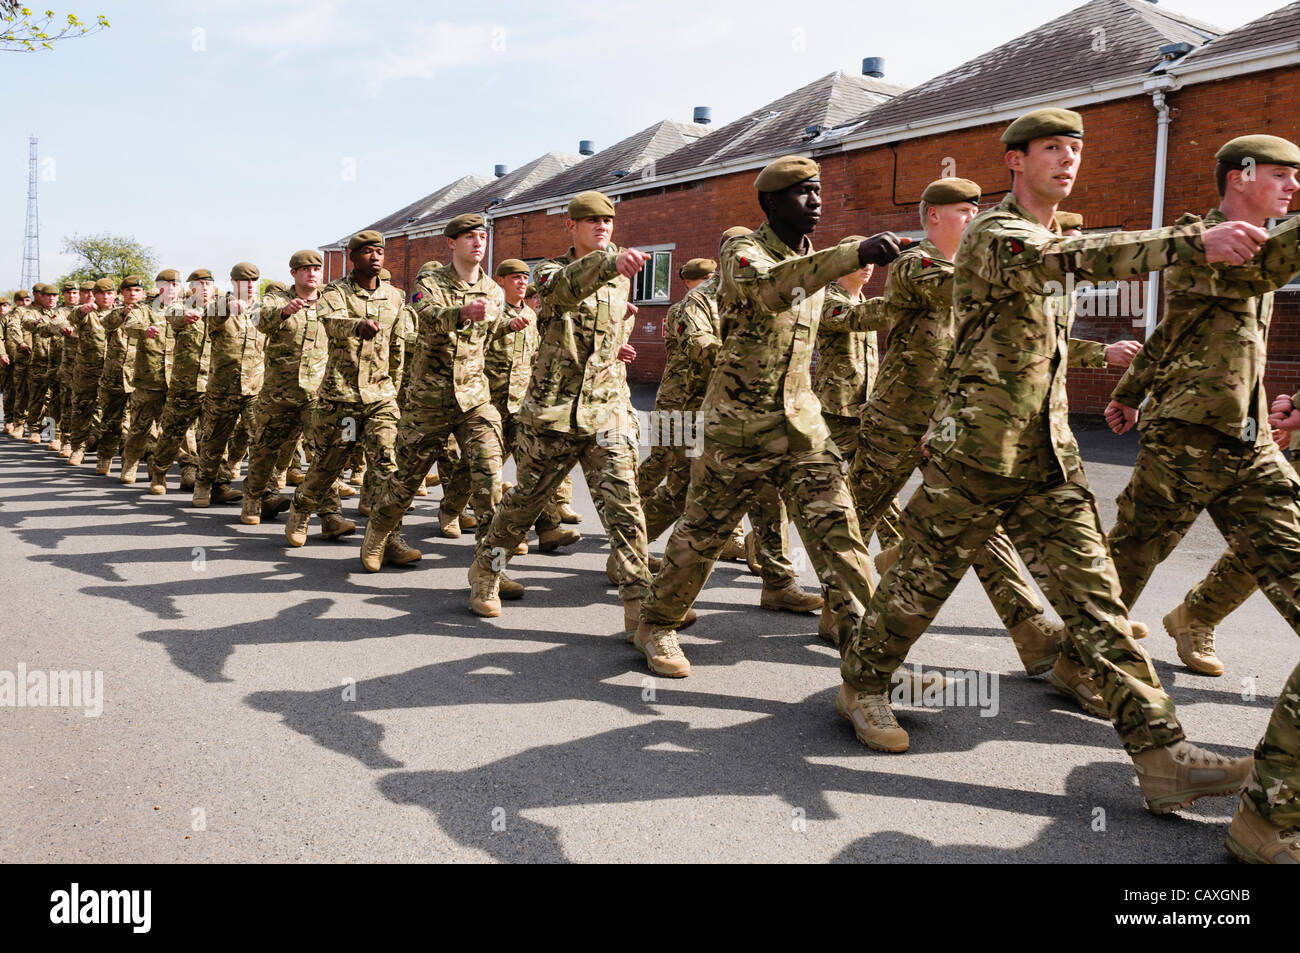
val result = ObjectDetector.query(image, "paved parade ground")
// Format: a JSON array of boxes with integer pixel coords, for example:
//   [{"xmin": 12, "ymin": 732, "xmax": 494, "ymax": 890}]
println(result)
[{"xmin": 1, "ymin": 388, "xmax": 1292, "ymax": 864}]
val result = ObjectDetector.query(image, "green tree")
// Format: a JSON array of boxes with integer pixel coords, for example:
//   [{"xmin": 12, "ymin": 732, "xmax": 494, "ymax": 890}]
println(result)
[
  {"xmin": 1, "ymin": 4, "xmax": 109, "ymax": 51},
  {"xmin": 59, "ymin": 233, "xmax": 158, "ymax": 287}
]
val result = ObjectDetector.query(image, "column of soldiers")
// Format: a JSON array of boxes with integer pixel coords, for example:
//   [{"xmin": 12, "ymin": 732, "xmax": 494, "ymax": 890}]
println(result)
[{"xmin": 3, "ymin": 109, "xmax": 1298, "ymax": 863}]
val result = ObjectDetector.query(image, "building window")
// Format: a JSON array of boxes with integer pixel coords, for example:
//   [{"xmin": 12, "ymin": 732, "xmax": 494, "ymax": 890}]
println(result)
[{"xmin": 633, "ymin": 250, "xmax": 672, "ymax": 303}]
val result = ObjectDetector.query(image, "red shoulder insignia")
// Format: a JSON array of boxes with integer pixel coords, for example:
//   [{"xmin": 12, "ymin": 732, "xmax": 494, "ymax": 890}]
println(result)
[
  {"xmin": 1007, "ymin": 238, "xmax": 1025, "ymax": 255},
  {"xmin": 676, "ymin": 321, "xmax": 686, "ymax": 336},
  {"xmin": 920, "ymin": 257, "xmax": 932, "ymax": 267},
  {"xmin": 738, "ymin": 256, "xmax": 749, "ymax": 267},
  {"xmin": 832, "ymin": 307, "xmax": 842, "ymax": 316}
]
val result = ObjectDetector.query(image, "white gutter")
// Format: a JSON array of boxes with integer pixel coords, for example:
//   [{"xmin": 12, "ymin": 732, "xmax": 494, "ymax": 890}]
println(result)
[{"xmin": 1144, "ymin": 77, "xmax": 1176, "ymax": 338}]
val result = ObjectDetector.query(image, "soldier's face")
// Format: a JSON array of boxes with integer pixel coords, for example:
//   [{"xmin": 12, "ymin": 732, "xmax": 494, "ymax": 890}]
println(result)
[
  {"xmin": 497, "ymin": 273, "xmax": 528, "ymax": 301},
  {"xmin": 351, "ymin": 244, "xmax": 384, "ymax": 278},
  {"xmin": 1235, "ymin": 163, "xmax": 1300, "ymax": 219},
  {"xmin": 292, "ymin": 265, "xmax": 322, "ymax": 291},
  {"xmin": 929, "ymin": 202, "xmax": 979, "ymax": 243},
  {"xmin": 568, "ymin": 216, "xmax": 614, "ymax": 252},
  {"xmin": 35, "ymin": 292, "xmax": 57, "ymax": 308},
  {"xmin": 0, "ymin": 303, "xmax": 9, "ymax": 315},
  {"xmin": 1008, "ymin": 136, "xmax": 1082, "ymax": 202},
  {"xmin": 157, "ymin": 280, "xmax": 180, "ymax": 304},
  {"xmin": 64, "ymin": 290, "xmax": 80, "ymax": 306},
  {"xmin": 93, "ymin": 291, "xmax": 113, "ymax": 309},
  {"xmin": 122, "ymin": 288, "xmax": 144, "ymax": 305},
  {"xmin": 232, "ymin": 280, "xmax": 256, "ymax": 300},
  {"xmin": 765, "ymin": 179, "xmax": 822, "ymax": 235},
  {"xmin": 449, "ymin": 229, "xmax": 487, "ymax": 264}
]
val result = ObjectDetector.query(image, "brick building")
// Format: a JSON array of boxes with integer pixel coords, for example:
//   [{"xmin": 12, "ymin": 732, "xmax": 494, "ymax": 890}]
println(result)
[{"xmin": 323, "ymin": 0, "xmax": 1300, "ymax": 414}]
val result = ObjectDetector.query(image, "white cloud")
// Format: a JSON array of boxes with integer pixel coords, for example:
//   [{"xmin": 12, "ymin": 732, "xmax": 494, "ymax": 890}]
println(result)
[{"xmin": 359, "ymin": 21, "xmax": 505, "ymax": 95}]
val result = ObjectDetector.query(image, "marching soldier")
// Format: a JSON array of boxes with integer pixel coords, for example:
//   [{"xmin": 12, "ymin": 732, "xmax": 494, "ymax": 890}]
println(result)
[
  {"xmin": 1102, "ymin": 134, "xmax": 1300, "ymax": 860},
  {"xmin": 148, "ymin": 269, "xmax": 213, "ymax": 493},
  {"xmin": 838, "ymin": 109, "xmax": 1261, "ymax": 821},
  {"xmin": 63, "ymin": 278, "xmax": 115, "ymax": 465},
  {"xmin": 111, "ymin": 269, "xmax": 180, "ymax": 483},
  {"xmin": 6, "ymin": 289, "xmax": 34, "ymax": 436},
  {"xmin": 94, "ymin": 275, "xmax": 145, "ymax": 475},
  {"xmin": 21, "ymin": 283, "xmax": 63, "ymax": 444},
  {"xmin": 0, "ymin": 295, "xmax": 16, "ymax": 436},
  {"xmin": 285, "ymin": 231, "xmax": 402, "ymax": 547}
]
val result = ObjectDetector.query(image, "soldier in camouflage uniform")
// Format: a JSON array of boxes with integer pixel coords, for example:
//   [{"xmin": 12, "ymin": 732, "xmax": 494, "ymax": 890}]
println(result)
[
  {"xmin": 286, "ymin": 231, "xmax": 402, "ymax": 547},
  {"xmin": 636, "ymin": 158, "xmax": 904, "ymax": 677},
  {"xmin": 147, "ymin": 269, "xmax": 213, "ymax": 493},
  {"xmin": 839, "ymin": 109, "xmax": 1261, "ymax": 820},
  {"xmin": 93, "ymin": 276, "xmax": 145, "ymax": 475},
  {"xmin": 639, "ymin": 247, "xmax": 819, "ymax": 613},
  {"xmin": 192, "ymin": 263, "xmax": 264, "ymax": 507},
  {"xmin": 1101, "ymin": 135, "xmax": 1300, "ymax": 860},
  {"xmin": 21, "ymin": 283, "xmax": 64, "ymax": 444},
  {"xmin": 361, "ymin": 213, "xmax": 518, "ymax": 571},
  {"xmin": 5, "ymin": 290, "xmax": 34, "ymax": 436},
  {"xmin": 469, "ymin": 191, "xmax": 651, "ymax": 625},
  {"xmin": 50, "ymin": 282, "xmax": 83, "ymax": 456},
  {"xmin": 108, "ymin": 269, "xmax": 180, "ymax": 484},
  {"xmin": 241, "ymin": 250, "xmax": 347, "ymax": 532},
  {"xmin": 62, "ymin": 278, "xmax": 115, "ymax": 464},
  {"xmin": 0, "ymin": 296, "xmax": 13, "ymax": 434}
]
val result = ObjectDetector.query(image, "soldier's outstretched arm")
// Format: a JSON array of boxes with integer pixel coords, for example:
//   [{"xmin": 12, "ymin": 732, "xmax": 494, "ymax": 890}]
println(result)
[
  {"xmin": 1066, "ymin": 337, "xmax": 1108, "ymax": 369},
  {"xmin": 535, "ymin": 249, "xmax": 622, "ymax": 311},
  {"xmin": 1186, "ymin": 215, "xmax": 1300, "ymax": 298},
  {"xmin": 410, "ymin": 276, "xmax": 470, "ymax": 334},
  {"xmin": 255, "ymin": 295, "xmax": 290, "ymax": 336},
  {"xmin": 821, "ymin": 293, "xmax": 891, "ymax": 333},
  {"xmin": 727, "ymin": 238, "xmax": 864, "ymax": 312}
]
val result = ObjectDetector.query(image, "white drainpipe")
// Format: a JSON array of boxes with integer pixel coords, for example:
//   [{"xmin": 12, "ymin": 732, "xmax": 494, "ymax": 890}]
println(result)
[{"xmin": 1144, "ymin": 84, "xmax": 1173, "ymax": 338}]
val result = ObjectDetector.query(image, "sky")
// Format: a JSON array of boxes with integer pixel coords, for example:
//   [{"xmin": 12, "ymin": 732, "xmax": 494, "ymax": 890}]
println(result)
[{"xmin": 1, "ymin": 0, "xmax": 1289, "ymax": 287}]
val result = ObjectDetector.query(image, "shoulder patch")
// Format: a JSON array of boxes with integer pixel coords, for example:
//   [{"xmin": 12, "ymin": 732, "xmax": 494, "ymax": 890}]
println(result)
[
  {"xmin": 411, "ymin": 291, "xmax": 423, "ymax": 303},
  {"xmin": 1006, "ymin": 238, "xmax": 1025, "ymax": 256}
]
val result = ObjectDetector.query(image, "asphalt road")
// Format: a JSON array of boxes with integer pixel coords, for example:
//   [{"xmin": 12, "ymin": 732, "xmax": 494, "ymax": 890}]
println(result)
[{"xmin": 1, "ymin": 388, "xmax": 1293, "ymax": 863}]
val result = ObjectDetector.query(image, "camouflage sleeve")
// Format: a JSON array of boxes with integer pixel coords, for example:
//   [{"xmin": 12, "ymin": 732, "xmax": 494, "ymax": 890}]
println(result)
[
  {"xmin": 678, "ymin": 297, "xmax": 720, "ymax": 368},
  {"xmin": 318, "ymin": 286, "xmax": 362, "ymax": 340},
  {"xmin": 20, "ymin": 311, "xmax": 44, "ymax": 332},
  {"xmin": 538, "ymin": 249, "xmax": 621, "ymax": 311},
  {"xmin": 121, "ymin": 302, "xmax": 157, "ymax": 337},
  {"xmin": 982, "ymin": 218, "xmax": 1205, "ymax": 294},
  {"xmin": 727, "ymin": 238, "xmax": 861, "ymax": 312},
  {"xmin": 1179, "ymin": 215, "xmax": 1300, "ymax": 299},
  {"xmin": 1111, "ymin": 319, "xmax": 1169, "ymax": 406},
  {"xmin": 255, "ymin": 294, "xmax": 290, "ymax": 336},
  {"xmin": 1067, "ymin": 338, "xmax": 1108, "ymax": 369},
  {"xmin": 100, "ymin": 307, "xmax": 127, "ymax": 331},
  {"xmin": 821, "ymin": 294, "xmax": 891, "ymax": 332},
  {"xmin": 411, "ymin": 274, "xmax": 464, "ymax": 333}
]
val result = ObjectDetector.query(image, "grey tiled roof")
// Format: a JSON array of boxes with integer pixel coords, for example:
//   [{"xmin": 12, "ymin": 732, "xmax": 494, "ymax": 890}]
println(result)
[
  {"xmin": 650, "ymin": 71, "xmax": 904, "ymax": 178},
  {"xmin": 416, "ymin": 152, "xmax": 585, "ymax": 231},
  {"xmin": 360, "ymin": 174, "xmax": 493, "ymax": 235},
  {"xmin": 1178, "ymin": 1, "xmax": 1300, "ymax": 62},
  {"xmin": 845, "ymin": 0, "xmax": 1221, "ymax": 134}
]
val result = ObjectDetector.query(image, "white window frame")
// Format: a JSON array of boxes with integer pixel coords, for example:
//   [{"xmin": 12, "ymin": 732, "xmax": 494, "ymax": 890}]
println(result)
[{"xmin": 631, "ymin": 243, "xmax": 675, "ymax": 304}]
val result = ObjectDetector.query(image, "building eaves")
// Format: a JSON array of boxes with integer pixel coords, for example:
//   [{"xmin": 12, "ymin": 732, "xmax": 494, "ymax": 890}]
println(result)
[{"xmin": 1177, "ymin": 1, "xmax": 1300, "ymax": 62}]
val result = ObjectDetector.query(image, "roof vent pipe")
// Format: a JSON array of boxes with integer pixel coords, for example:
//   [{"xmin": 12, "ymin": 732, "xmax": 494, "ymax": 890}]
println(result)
[
  {"xmin": 493, "ymin": 164, "xmax": 508, "ymax": 177},
  {"xmin": 579, "ymin": 140, "xmax": 596, "ymax": 156},
  {"xmin": 862, "ymin": 57, "xmax": 885, "ymax": 78},
  {"xmin": 693, "ymin": 106, "xmax": 712, "ymax": 125}
]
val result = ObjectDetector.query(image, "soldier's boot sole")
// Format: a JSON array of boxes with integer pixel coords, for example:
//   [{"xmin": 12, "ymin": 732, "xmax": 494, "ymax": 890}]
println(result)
[
  {"xmin": 1133, "ymin": 742, "xmax": 1253, "ymax": 815},
  {"xmin": 835, "ymin": 683, "xmax": 909, "ymax": 753}
]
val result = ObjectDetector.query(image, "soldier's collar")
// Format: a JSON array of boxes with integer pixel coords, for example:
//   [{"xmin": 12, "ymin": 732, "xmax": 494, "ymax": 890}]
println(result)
[
  {"xmin": 1000, "ymin": 192, "xmax": 1050, "ymax": 228},
  {"xmin": 755, "ymin": 222, "xmax": 811, "ymax": 258},
  {"xmin": 1204, "ymin": 208, "xmax": 1227, "ymax": 226}
]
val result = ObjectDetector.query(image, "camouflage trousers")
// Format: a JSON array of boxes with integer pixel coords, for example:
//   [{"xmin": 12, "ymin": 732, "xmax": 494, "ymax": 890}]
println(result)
[
  {"xmin": 152, "ymin": 390, "xmax": 204, "ymax": 474},
  {"xmin": 57, "ymin": 368, "xmax": 75, "ymax": 437},
  {"xmin": 196, "ymin": 390, "xmax": 256, "ymax": 486},
  {"xmin": 638, "ymin": 439, "xmax": 795, "ymax": 589},
  {"xmin": 0, "ymin": 361, "xmax": 11, "ymax": 425},
  {"xmin": 65, "ymin": 370, "xmax": 102, "ymax": 451},
  {"xmin": 475, "ymin": 419, "xmax": 652, "ymax": 602},
  {"xmin": 829, "ymin": 412, "xmax": 903, "ymax": 547},
  {"xmin": 841, "ymin": 454, "xmax": 1183, "ymax": 755},
  {"xmin": 292, "ymin": 396, "xmax": 399, "ymax": 518},
  {"xmin": 94, "ymin": 384, "xmax": 130, "ymax": 464},
  {"xmin": 25, "ymin": 368, "xmax": 58, "ymax": 434},
  {"xmin": 245, "ymin": 394, "xmax": 315, "ymax": 505},
  {"xmin": 485, "ymin": 402, "xmax": 569, "ymax": 530},
  {"xmin": 1243, "ymin": 659, "xmax": 1300, "ymax": 827},
  {"xmin": 121, "ymin": 387, "xmax": 166, "ymax": 466},
  {"xmin": 642, "ymin": 435, "xmax": 875, "ymax": 641},
  {"xmin": 1184, "ymin": 549, "xmax": 1259, "ymax": 625},
  {"xmin": 3, "ymin": 360, "xmax": 26, "ymax": 426},
  {"xmin": 849, "ymin": 425, "xmax": 1046, "ymax": 636},
  {"xmin": 372, "ymin": 401, "xmax": 503, "ymax": 538}
]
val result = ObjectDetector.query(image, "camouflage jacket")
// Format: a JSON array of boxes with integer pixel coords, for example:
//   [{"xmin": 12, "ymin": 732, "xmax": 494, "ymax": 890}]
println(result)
[
  {"xmin": 407, "ymin": 261, "xmax": 508, "ymax": 414},
  {"xmin": 257, "ymin": 288, "xmax": 329, "ymax": 404},
  {"xmin": 317, "ymin": 273, "xmax": 402, "ymax": 404},
  {"xmin": 706, "ymin": 222, "xmax": 864, "ymax": 450},
  {"xmin": 205, "ymin": 294, "xmax": 264, "ymax": 397},
  {"xmin": 387, "ymin": 301, "xmax": 416, "ymax": 392},
  {"xmin": 20, "ymin": 304, "xmax": 60, "ymax": 368},
  {"xmin": 120, "ymin": 301, "xmax": 170, "ymax": 391},
  {"xmin": 99, "ymin": 306, "xmax": 138, "ymax": 394},
  {"xmin": 53, "ymin": 305, "xmax": 74, "ymax": 379},
  {"xmin": 485, "ymin": 300, "xmax": 539, "ymax": 415},
  {"xmin": 814, "ymin": 280, "xmax": 891, "ymax": 417},
  {"xmin": 165, "ymin": 302, "xmax": 211, "ymax": 394},
  {"xmin": 521, "ymin": 245, "xmax": 634, "ymax": 434},
  {"xmin": 1, "ymin": 308, "xmax": 25, "ymax": 364},
  {"xmin": 933, "ymin": 192, "xmax": 1205, "ymax": 481},
  {"xmin": 69, "ymin": 305, "xmax": 110, "ymax": 385},
  {"xmin": 654, "ymin": 274, "xmax": 722, "ymax": 413},
  {"xmin": 1112, "ymin": 209, "xmax": 1300, "ymax": 445}
]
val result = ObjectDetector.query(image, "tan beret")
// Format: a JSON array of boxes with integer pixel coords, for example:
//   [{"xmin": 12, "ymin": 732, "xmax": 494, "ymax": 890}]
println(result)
[
  {"xmin": 347, "ymin": 230, "xmax": 385, "ymax": 252},
  {"xmin": 567, "ymin": 190, "xmax": 616, "ymax": 219},
  {"xmin": 229, "ymin": 262, "xmax": 260, "ymax": 281},
  {"xmin": 1054, "ymin": 211, "xmax": 1084, "ymax": 230},
  {"xmin": 721, "ymin": 226, "xmax": 753, "ymax": 241},
  {"xmin": 263, "ymin": 280, "xmax": 288, "ymax": 296},
  {"xmin": 34, "ymin": 282, "xmax": 59, "ymax": 295},
  {"xmin": 921, "ymin": 177, "xmax": 981, "ymax": 205},
  {"xmin": 187, "ymin": 268, "xmax": 213, "ymax": 282},
  {"xmin": 155, "ymin": 268, "xmax": 180, "ymax": 282},
  {"xmin": 289, "ymin": 249, "xmax": 323, "ymax": 269},
  {"xmin": 119, "ymin": 275, "xmax": 145, "ymax": 289},
  {"xmin": 444, "ymin": 212, "xmax": 486, "ymax": 237},
  {"xmin": 79, "ymin": 281, "xmax": 95, "ymax": 292},
  {"xmin": 754, "ymin": 155, "xmax": 819, "ymax": 192},
  {"xmin": 1002, "ymin": 108, "xmax": 1083, "ymax": 145},
  {"xmin": 525, "ymin": 284, "xmax": 538, "ymax": 298},
  {"xmin": 495, "ymin": 258, "xmax": 530, "ymax": 277},
  {"xmin": 1216, "ymin": 134, "xmax": 1300, "ymax": 169},
  {"xmin": 378, "ymin": 268, "xmax": 391, "ymax": 281},
  {"xmin": 93, "ymin": 277, "xmax": 116, "ymax": 292},
  {"xmin": 0, "ymin": 295, "xmax": 9, "ymax": 304},
  {"xmin": 61, "ymin": 281, "xmax": 77, "ymax": 292},
  {"xmin": 679, "ymin": 258, "xmax": 717, "ymax": 280},
  {"xmin": 14, "ymin": 289, "xmax": 30, "ymax": 299}
]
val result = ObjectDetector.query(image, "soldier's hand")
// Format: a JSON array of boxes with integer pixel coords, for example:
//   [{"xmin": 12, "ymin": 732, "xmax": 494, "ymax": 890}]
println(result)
[
  {"xmin": 1268, "ymin": 394, "xmax": 1300, "ymax": 433},
  {"xmin": 78, "ymin": 303, "xmax": 95, "ymax": 314},
  {"xmin": 60, "ymin": 325, "xmax": 74, "ymax": 337},
  {"xmin": 356, "ymin": 318, "xmax": 380, "ymax": 340},
  {"xmin": 618, "ymin": 344, "xmax": 636, "ymax": 364},
  {"xmin": 616, "ymin": 248, "xmax": 650, "ymax": 280},
  {"xmin": 1104, "ymin": 400, "xmax": 1139, "ymax": 434},
  {"xmin": 1104, "ymin": 339, "xmax": 1141, "ymax": 367},
  {"xmin": 185, "ymin": 310, "xmax": 203, "ymax": 324},
  {"xmin": 1272, "ymin": 427, "xmax": 1291, "ymax": 450},
  {"xmin": 624, "ymin": 302, "xmax": 638, "ymax": 319},
  {"xmin": 18, "ymin": 344, "xmax": 30, "ymax": 354},
  {"xmin": 461, "ymin": 298, "xmax": 488, "ymax": 323},
  {"xmin": 1203, "ymin": 221, "xmax": 1268, "ymax": 265},
  {"xmin": 145, "ymin": 325, "xmax": 161, "ymax": 339},
  {"xmin": 858, "ymin": 233, "xmax": 909, "ymax": 267},
  {"xmin": 1270, "ymin": 393, "xmax": 1295, "ymax": 418},
  {"xmin": 508, "ymin": 315, "xmax": 531, "ymax": 332},
  {"xmin": 0, "ymin": 355, "xmax": 9, "ymax": 366},
  {"xmin": 282, "ymin": 298, "xmax": 306, "ymax": 316}
]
